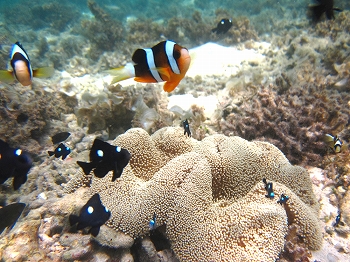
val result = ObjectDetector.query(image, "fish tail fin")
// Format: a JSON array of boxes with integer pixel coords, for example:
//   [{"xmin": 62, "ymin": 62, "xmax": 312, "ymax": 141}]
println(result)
[
  {"xmin": 105, "ymin": 63, "xmax": 135, "ymax": 84},
  {"xmin": 0, "ymin": 70, "xmax": 14, "ymax": 83},
  {"xmin": 48, "ymin": 151, "xmax": 55, "ymax": 156},
  {"xmin": 163, "ymin": 81, "xmax": 180, "ymax": 93},
  {"xmin": 33, "ymin": 67, "xmax": 54, "ymax": 78},
  {"xmin": 89, "ymin": 226, "xmax": 100, "ymax": 237},
  {"xmin": 69, "ymin": 214, "xmax": 79, "ymax": 226},
  {"xmin": 77, "ymin": 161, "xmax": 93, "ymax": 175}
]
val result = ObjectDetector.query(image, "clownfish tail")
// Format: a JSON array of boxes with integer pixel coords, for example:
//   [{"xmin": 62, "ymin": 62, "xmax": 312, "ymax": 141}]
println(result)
[{"xmin": 106, "ymin": 63, "xmax": 135, "ymax": 84}]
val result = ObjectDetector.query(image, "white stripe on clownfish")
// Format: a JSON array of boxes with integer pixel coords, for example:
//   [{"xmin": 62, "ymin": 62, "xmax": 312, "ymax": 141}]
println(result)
[
  {"xmin": 165, "ymin": 41, "xmax": 180, "ymax": 74},
  {"xmin": 145, "ymin": 48, "xmax": 163, "ymax": 82}
]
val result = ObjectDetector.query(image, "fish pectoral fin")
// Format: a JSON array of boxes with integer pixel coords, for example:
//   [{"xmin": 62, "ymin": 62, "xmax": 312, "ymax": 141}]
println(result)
[
  {"xmin": 13, "ymin": 175, "xmax": 27, "ymax": 190},
  {"xmin": 0, "ymin": 70, "xmax": 14, "ymax": 83},
  {"xmin": 89, "ymin": 226, "xmax": 100, "ymax": 237},
  {"xmin": 33, "ymin": 67, "xmax": 54, "ymax": 78},
  {"xmin": 155, "ymin": 67, "xmax": 171, "ymax": 79}
]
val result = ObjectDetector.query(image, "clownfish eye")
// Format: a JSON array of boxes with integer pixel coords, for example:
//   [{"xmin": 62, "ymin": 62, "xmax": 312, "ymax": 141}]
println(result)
[{"xmin": 173, "ymin": 49, "xmax": 181, "ymax": 59}]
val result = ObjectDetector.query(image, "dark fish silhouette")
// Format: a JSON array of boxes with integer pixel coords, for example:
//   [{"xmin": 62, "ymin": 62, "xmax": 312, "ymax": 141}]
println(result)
[
  {"xmin": 51, "ymin": 132, "xmax": 70, "ymax": 144},
  {"xmin": 77, "ymin": 138, "xmax": 131, "ymax": 181},
  {"xmin": 212, "ymin": 18, "xmax": 232, "ymax": 34},
  {"xmin": 48, "ymin": 143, "xmax": 71, "ymax": 160},
  {"xmin": 183, "ymin": 119, "xmax": 191, "ymax": 137},
  {"xmin": 0, "ymin": 203, "xmax": 26, "ymax": 234},
  {"xmin": 262, "ymin": 178, "xmax": 275, "ymax": 199},
  {"xmin": 277, "ymin": 194, "xmax": 289, "ymax": 205},
  {"xmin": 69, "ymin": 193, "xmax": 111, "ymax": 237},
  {"xmin": 0, "ymin": 139, "xmax": 32, "ymax": 190},
  {"xmin": 309, "ymin": 0, "xmax": 342, "ymax": 21}
]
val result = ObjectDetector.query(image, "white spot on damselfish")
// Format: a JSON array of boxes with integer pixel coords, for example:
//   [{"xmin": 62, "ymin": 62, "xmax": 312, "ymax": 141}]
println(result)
[
  {"xmin": 97, "ymin": 150, "xmax": 103, "ymax": 157},
  {"xmin": 116, "ymin": 146, "xmax": 121, "ymax": 152},
  {"xmin": 15, "ymin": 149, "xmax": 22, "ymax": 156},
  {"xmin": 87, "ymin": 206, "xmax": 94, "ymax": 214},
  {"xmin": 105, "ymin": 207, "xmax": 109, "ymax": 212}
]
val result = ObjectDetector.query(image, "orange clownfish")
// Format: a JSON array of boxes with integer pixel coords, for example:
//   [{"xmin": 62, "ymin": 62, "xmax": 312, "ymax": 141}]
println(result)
[
  {"xmin": 0, "ymin": 42, "xmax": 54, "ymax": 86},
  {"xmin": 107, "ymin": 40, "xmax": 191, "ymax": 92}
]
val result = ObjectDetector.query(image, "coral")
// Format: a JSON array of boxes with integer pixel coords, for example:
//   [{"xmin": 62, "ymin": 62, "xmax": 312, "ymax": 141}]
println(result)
[
  {"xmin": 67, "ymin": 127, "xmax": 321, "ymax": 261},
  {"xmin": 80, "ymin": 1, "xmax": 124, "ymax": 53},
  {"xmin": 0, "ymin": 84, "xmax": 76, "ymax": 155},
  {"xmin": 220, "ymin": 83, "xmax": 350, "ymax": 166}
]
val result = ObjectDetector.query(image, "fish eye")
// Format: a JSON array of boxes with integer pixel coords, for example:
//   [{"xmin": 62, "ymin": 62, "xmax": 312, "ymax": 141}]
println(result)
[
  {"xmin": 15, "ymin": 149, "xmax": 22, "ymax": 156},
  {"xmin": 58, "ymin": 148, "xmax": 62, "ymax": 152},
  {"xmin": 173, "ymin": 50, "xmax": 181, "ymax": 59},
  {"xmin": 116, "ymin": 146, "xmax": 121, "ymax": 152},
  {"xmin": 97, "ymin": 150, "xmax": 103, "ymax": 157},
  {"xmin": 87, "ymin": 206, "xmax": 94, "ymax": 214}
]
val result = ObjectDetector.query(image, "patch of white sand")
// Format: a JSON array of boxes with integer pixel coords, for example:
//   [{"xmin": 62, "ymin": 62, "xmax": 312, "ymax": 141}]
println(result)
[
  {"xmin": 187, "ymin": 42, "xmax": 267, "ymax": 78},
  {"xmin": 167, "ymin": 94, "xmax": 218, "ymax": 118}
]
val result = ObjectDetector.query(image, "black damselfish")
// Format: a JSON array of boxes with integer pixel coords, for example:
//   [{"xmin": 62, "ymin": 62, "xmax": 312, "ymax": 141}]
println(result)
[
  {"xmin": 277, "ymin": 194, "xmax": 289, "ymax": 205},
  {"xmin": 0, "ymin": 203, "xmax": 26, "ymax": 234},
  {"xmin": 309, "ymin": 0, "xmax": 342, "ymax": 21},
  {"xmin": 183, "ymin": 119, "xmax": 191, "ymax": 137},
  {"xmin": 51, "ymin": 132, "xmax": 70, "ymax": 144},
  {"xmin": 0, "ymin": 139, "xmax": 32, "ymax": 190},
  {"xmin": 77, "ymin": 138, "xmax": 131, "ymax": 182},
  {"xmin": 69, "ymin": 193, "xmax": 110, "ymax": 237},
  {"xmin": 212, "ymin": 18, "xmax": 232, "ymax": 34},
  {"xmin": 48, "ymin": 143, "xmax": 71, "ymax": 160},
  {"xmin": 262, "ymin": 178, "xmax": 275, "ymax": 199}
]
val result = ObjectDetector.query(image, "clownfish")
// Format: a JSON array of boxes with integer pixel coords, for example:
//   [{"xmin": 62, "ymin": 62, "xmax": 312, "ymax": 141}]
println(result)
[
  {"xmin": 0, "ymin": 42, "xmax": 54, "ymax": 86},
  {"xmin": 107, "ymin": 40, "xmax": 191, "ymax": 92},
  {"xmin": 324, "ymin": 134, "xmax": 346, "ymax": 153}
]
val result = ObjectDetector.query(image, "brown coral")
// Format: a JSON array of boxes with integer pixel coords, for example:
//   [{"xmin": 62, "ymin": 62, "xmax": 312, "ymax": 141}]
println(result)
[{"xmin": 68, "ymin": 127, "xmax": 322, "ymax": 261}]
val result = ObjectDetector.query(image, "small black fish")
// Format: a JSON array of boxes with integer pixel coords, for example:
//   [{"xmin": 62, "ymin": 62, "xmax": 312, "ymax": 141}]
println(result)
[
  {"xmin": 212, "ymin": 18, "xmax": 232, "ymax": 34},
  {"xmin": 51, "ymin": 132, "xmax": 70, "ymax": 144},
  {"xmin": 262, "ymin": 178, "xmax": 275, "ymax": 199},
  {"xmin": 0, "ymin": 203, "xmax": 26, "ymax": 234},
  {"xmin": 69, "ymin": 193, "xmax": 110, "ymax": 237},
  {"xmin": 77, "ymin": 138, "xmax": 131, "ymax": 181},
  {"xmin": 277, "ymin": 194, "xmax": 289, "ymax": 205},
  {"xmin": 183, "ymin": 119, "xmax": 191, "ymax": 137},
  {"xmin": 48, "ymin": 143, "xmax": 71, "ymax": 160},
  {"xmin": 0, "ymin": 139, "xmax": 32, "ymax": 190},
  {"xmin": 333, "ymin": 211, "xmax": 341, "ymax": 227},
  {"xmin": 149, "ymin": 213, "xmax": 157, "ymax": 230},
  {"xmin": 309, "ymin": 0, "xmax": 342, "ymax": 21}
]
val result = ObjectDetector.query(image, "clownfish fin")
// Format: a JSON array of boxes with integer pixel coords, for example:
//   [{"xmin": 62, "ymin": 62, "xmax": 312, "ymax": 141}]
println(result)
[
  {"xmin": 163, "ymin": 81, "xmax": 180, "ymax": 93},
  {"xmin": 156, "ymin": 67, "xmax": 171, "ymax": 79},
  {"xmin": 106, "ymin": 63, "xmax": 135, "ymax": 84},
  {"xmin": 0, "ymin": 70, "xmax": 14, "ymax": 83},
  {"xmin": 33, "ymin": 67, "xmax": 54, "ymax": 78}
]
